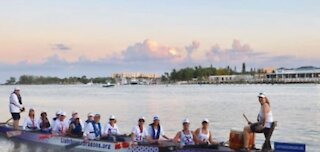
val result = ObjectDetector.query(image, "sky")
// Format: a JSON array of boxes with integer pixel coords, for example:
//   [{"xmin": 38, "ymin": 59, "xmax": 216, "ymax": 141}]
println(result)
[{"xmin": 0, "ymin": 0, "xmax": 320, "ymax": 83}]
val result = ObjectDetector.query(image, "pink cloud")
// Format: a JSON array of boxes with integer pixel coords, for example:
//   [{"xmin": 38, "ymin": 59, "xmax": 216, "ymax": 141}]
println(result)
[
  {"xmin": 120, "ymin": 39, "xmax": 186, "ymax": 63},
  {"xmin": 206, "ymin": 39, "xmax": 262, "ymax": 63}
]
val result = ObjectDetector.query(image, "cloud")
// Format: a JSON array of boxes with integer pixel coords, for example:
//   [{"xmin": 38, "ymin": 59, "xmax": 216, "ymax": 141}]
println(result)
[
  {"xmin": 185, "ymin": 41, "xmax": 200, "ymax": 57},
  {"xmin": 120, "ymin": 39, "xmax": 185, "ymax": 63},
  {"xmin": 206, "ymin": 39, "xmax": 264, "ymax": 64},
  {"xmin": 52, "ymin": 43, "xmax": 71, "ymax": 51},
  {"xmin": 1, "ymin": 39, "xmax": 320, "ymax": 83}
]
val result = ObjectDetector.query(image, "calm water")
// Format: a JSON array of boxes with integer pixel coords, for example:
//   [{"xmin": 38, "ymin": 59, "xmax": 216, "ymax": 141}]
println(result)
[{"xmin": 0, "ymin": 84, "xmax": 319, "ymax": 151}]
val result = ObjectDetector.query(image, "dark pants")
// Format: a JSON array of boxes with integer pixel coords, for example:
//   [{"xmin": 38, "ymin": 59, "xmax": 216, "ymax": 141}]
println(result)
[{"xmin": 11, "ymin": 113, "xmax": 20, "ymax": 120}]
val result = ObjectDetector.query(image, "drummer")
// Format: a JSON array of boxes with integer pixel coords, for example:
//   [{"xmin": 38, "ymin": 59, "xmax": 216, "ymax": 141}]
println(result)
[
  {"xmin": 131, "ymin": 116, "xmax": 148, "ymax": 143},
  {"xmin": 147, "ymin": 115, "xmax": 170, "ymax": 143},
  {"xmin": 103, "ymin": 115, "xmax": 120, "ymax": 136},
  {"xmin": 194, "ymin": 118, "xmax": 217, "ymax": 145},
  {"xmin": 173, "ymin": 118, "xmax": 195, "ymax": 146}
]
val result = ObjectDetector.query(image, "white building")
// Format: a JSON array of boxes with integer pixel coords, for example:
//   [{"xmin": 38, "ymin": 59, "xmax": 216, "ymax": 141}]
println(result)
[
  {"xmin": 209, "ymin": 75, "xmax": 253, "ymax": 83},
  {"xmin": 266, "ymin": 66, "xmax": 320, "ymax": 79}
]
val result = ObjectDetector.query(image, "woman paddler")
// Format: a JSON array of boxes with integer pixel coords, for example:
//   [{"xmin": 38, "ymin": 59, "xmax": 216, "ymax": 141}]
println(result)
[
  {"xmin": 147, "ymin": 115, "xmax": 170, "ymax": 144},
  {"xmin": 131, "ymin": 116, "xmax": 148, "ymax": 144}
]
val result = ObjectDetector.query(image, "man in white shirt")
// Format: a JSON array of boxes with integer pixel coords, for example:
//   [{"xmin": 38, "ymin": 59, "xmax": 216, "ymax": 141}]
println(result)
[
  {"xmin": 9, "ymin": 87, "xmax": 25, "ymax": 129},
  {"xmin": 84, "ymin": 114, "xmax": 103, "ymax": 141},
  {"xmin": 52, "ymin": 111, "xmax": 69, "ymax": 135}
]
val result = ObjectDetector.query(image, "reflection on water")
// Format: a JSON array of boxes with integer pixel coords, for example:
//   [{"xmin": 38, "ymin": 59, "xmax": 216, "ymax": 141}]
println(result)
[{"xmin": 0, "ymin": 84, "xmax": 319, "ymax": 151}]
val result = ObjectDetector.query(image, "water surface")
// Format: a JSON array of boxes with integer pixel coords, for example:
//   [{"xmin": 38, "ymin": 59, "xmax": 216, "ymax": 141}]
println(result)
[{"xmin": 0, "ymin": 84, "xmax": 319, "ymax": 151}]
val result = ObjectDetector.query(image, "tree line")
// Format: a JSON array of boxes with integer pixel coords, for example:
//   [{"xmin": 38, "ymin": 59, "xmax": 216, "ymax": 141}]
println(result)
[
  {"xmin": 162, "ymin": 63, "xmax": 267, "ymax": 82},
  {"xmin": 4, "ymin": 75, "xmax": 115, "ymax": 85}
]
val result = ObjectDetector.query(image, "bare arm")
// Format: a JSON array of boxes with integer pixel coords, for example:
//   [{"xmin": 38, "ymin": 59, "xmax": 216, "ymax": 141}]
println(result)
[
  {"xmin": 209, "ymin": 131, "xmax": 218, "ymax": 145},
  {"xmin": 193, "ymin": 129, "xmax": 200, "ymax": 144},
  {"xmin": 173, "ymin": 132, "xmax": 181, "ymax": 143},
  {"xmin": 262, "ymin": 104, "xmax": 270, "ymax": 127}
]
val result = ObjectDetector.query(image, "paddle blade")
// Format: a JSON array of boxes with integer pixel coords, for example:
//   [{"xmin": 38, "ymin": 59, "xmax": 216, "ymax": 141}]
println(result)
[{"xmin": 6, "ymin": 131, "xmax": 22, "ymax": 138}]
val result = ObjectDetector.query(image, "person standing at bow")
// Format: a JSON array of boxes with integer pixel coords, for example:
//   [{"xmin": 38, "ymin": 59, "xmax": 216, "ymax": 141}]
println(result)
[{"xmin": 9, "ymin": 87, "xmax": 25, "ymax": 130}]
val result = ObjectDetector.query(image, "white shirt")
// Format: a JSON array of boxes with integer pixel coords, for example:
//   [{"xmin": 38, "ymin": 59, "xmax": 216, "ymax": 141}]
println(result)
[
  {"xmin": 9, "ymin": 93, "xmax": 23, "ymax": 113},
  {"xmin": 132, "ymin": 125, "xmax": 148, "ymax": 142},
  {"xmin": 103, "ymin": 123, "xmax": 120, "ymax": 135},
  {"xmin": 148, "ymin": 125, "xmax": 165, "ymax": 139},
  {"xmin": 84, "ymin": 122, "xmax": 103, "ymax": 140},
  {"xmin": 22, "ymin": 116, "xmax": 40, "ymax": 130},
  {"xmin": 52, "ymin": 119, "xmax": 69, "ymax": 135}
]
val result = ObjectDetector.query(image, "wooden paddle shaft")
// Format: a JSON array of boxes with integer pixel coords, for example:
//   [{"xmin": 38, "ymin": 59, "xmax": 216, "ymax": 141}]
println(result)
[{"xmin": 243, "ymin": 114, "xmax": 250, "ymax": 123}]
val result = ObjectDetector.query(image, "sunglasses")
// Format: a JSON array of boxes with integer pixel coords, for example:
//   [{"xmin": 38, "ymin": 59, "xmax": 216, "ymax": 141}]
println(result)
[{"xmin": 139, "ymin": 119, "xmax": 145, "ymax": 122}]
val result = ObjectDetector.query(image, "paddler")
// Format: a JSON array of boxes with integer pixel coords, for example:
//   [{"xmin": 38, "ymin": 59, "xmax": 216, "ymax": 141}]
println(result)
[
  {"xmin": 194, "ymin": 118, "xmax": 217, "ymax": 145},
  {"xmin": 173, "ymin": 118, "xmax": 195, "ymax": 146},
  {"xmin": 39, "ymin": 110, "xmax": 51, "ymax": 133},
  {"xmin": 131, "ymin": 116, "xmax": 148, "ymax": 143},
  {"xmin": 52, "ymin": 111, "xmax": 69, "ymax": 136},
  {"xmin": 68, "ymin": 115, "xmax": 83, "ymax": 138},
  {"xmin": 51, "ymin": 110, "xmax": 61, "ymax": 128},
  {"xmin": 84, "ymin": 114, "xmax": 103, "ymax": 141},
  {"xmin": 103, "ymin": 115, "xmax": 120, "ymax": 136},
  {"xmin": 147, "ymin": 115, "xmax": 170, "ymax": 143},
  {"xmin": 84, "ymin": 112, "xmax": 94, "ymax": 130},
  {"xmin": 9, "ymin": 87, "xmax": 25, "ymax": 129},
  {"xmin": 22, "ymin": 108, "xmax": 40, "ymax": 131}
]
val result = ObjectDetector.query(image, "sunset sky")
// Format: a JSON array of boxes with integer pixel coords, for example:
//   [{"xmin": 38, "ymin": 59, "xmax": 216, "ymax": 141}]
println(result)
[{"xmin": 0, "ymin": 1, "xmax": 319, "ymax": 82}]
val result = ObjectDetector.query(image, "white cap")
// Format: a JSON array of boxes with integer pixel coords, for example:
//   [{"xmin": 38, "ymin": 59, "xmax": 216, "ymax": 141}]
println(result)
[
  {"xmin": 72, "ymin": 111, "xmax": 78, "ymax": 115},
  {"xmin": 202, "ymin": 118, "xmax": 209, "ymax": 123},
  {"xmin": 153, "ymin": 115, "xmax": 160, "ymax": 121},
  {"xmin": 14, "ymin": 87, "xmax": 20, "ymax": 91},
  {"xmin": 41, "ymin": 110, "xmax": 47, "ymax": 114},
  {"xmin": 109, "ymin": 115, "xmax": 116, "ymax": 120},
  {"xmin": 182, "ymin": 118, "xmax": 190, "ymax": 124},
  {"xmin": 139, "ymin": 116, "xmax": 145, "ymax": 120},
  {"xmin": 59, "ymin": 111, "xmax": 66, "ymax": 116},
  {"xmin": 87, "ymin": 112, "xmax": 94, "ymax": 117},
  {"xmin": 258, "ymin": 93, "xmax": 266, "ymax": 98}
]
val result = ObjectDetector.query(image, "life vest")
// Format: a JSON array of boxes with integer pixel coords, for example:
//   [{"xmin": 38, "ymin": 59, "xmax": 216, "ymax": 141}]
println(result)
[
  {"xmin": 71, "ymin": 122, "xmax": 82, "ymax": 135},
  {"xmin": 149, "ymin": 123, "xmax": 161, "ymax": 140},
  {"xmin": 91, "ymin": 122, "xmax": 102, "ymax": 137},
  {"xmin": 12, "ymin": 92, "xmax": 22, "ymax": 105}
]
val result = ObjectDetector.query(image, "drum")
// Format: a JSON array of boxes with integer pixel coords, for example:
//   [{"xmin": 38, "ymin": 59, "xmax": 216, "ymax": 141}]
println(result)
[{"xmin": 229, "ymin": 129, "xmax": 254, "ymax": 150}]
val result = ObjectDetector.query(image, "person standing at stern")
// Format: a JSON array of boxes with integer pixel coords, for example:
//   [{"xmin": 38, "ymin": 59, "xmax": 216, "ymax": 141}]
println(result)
[{"xmin": 9, "ymin": 87, "xmax": 25, "ymax": 130}]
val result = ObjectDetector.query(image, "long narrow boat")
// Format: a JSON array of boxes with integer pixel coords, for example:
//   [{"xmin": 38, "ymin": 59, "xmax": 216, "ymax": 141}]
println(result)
[{"xmin": 0, "ymin": 123, "xmax": 238, "ymax": 152}]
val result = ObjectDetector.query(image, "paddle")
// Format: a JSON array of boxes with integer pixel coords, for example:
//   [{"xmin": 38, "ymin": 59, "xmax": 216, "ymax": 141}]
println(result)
[{"xmin": 243, "ymin": 113, "xmax": 251, "ymax": 124}]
